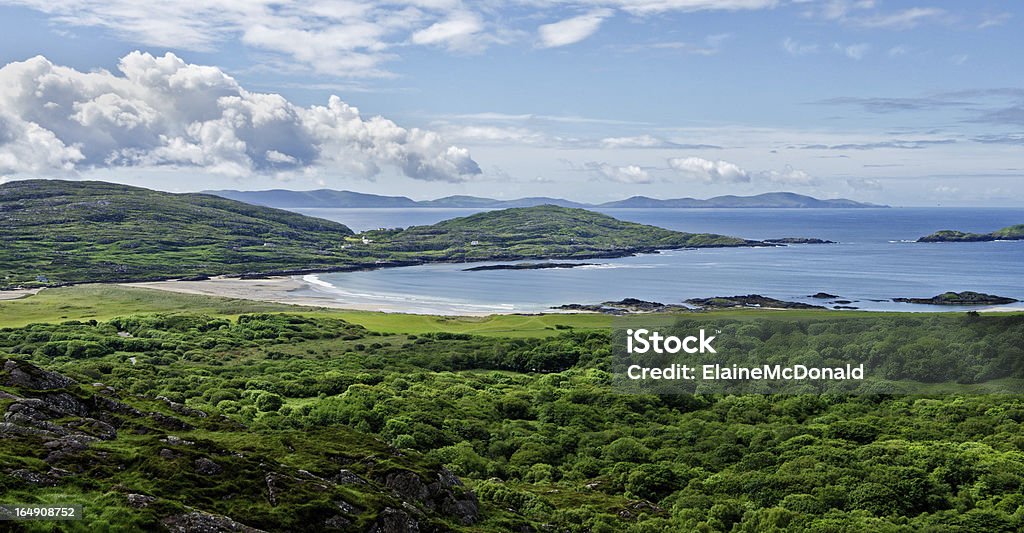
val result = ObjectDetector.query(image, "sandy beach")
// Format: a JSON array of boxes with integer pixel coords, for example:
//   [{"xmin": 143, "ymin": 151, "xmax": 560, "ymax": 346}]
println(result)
[
  {"xmin": 119, "ymin": 276, "xmax": 367, "ymax": 310},
  {"xmin": 119, "ymin": 275, "xmax": 503, "ymax": 315},
  {"xmin": 0, "ymin": 288, "xmax": 43, "ymax": 300},
  {"xmin": 119, "ymin": 275, "xmax": 1024, "ymax": 316}
]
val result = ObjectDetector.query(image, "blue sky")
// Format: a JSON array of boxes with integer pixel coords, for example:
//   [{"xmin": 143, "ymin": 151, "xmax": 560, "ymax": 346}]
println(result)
[{"xmin": 0, "ymin": 0, "xmax": 1021, "ymax": 205}]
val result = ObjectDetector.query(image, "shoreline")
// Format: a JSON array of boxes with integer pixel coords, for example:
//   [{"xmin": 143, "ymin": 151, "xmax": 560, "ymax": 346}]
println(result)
[
  {"xmin": 120, "ymin": 275, "xmax": 517, "ymax": 316},
  {"xmin": 116, "ymin": 275, "xmax": 1024, "ymax": 317},
  {"xmin": 0, "ymin": 288, "xmax": 43, "ymax": 301}
]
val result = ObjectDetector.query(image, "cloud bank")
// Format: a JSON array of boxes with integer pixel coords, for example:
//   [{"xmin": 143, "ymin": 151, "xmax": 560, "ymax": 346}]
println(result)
[{"xmin": 0, "ymin": 52, "xmax": 480, "ymax": 181}]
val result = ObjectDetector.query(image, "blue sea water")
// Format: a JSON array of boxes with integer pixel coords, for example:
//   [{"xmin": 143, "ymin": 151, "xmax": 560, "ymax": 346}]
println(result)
[{"xmin": 289, "ymin": 208, "xmax": 1024, "ymax": 315}]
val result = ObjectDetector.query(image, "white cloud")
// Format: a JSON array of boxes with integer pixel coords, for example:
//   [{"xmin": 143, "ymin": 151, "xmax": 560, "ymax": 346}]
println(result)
[
  {"xmin": 847, "ymin": 177, "xmax": 882, "ymax": 190},
  {"xmin": 783, "ymin": 37, "xmax": 818, "ymax": 56},
  {"xmin": 760, "ymin": 165, "xmax": 817, "ymax": 186},
  {"xmin": 835, "ymin": 42, "xmax": 870, "ymax": 60},
  {"xmin": 0, "ymin": 1, "xmax": 488, "ymax": 77},
  {"xmin": 855, "ymin": 7, "xmax": 945, "ymax": 29},
  {"xmin": 812, "ymin": 2, "xmax": 945, "ymax": 29},
  {"xmin": 599, "ymin": 0, "xmax": 778, "ymax": 15},
  {"xmin": 438, "ymin": 124, "xmax": 548, "ymax": 145},
  {"xmin": 978, "ymin": 12, "xmax": 1011, "ymax": 29},
  {"xmin": 887, "ymin": 45, "xmax": 909, "ymax": 57},
  {"xmin": 0, "ymin": 52, "xmax": 480, "ymax": 182},
  {"xmin": 411, "ymin": 11, "xmax": 485, "ymax": 51},
  {"xmin": 668, "ymin": 157, "xmax": 749, "ymax": 183},
  {"xmin": 538, "ymin": 9, "xmax": 614, "ymax": 48},
  {"xmin": 600, "ymin": 135, "xmax": 682, "ymax": 149},
  {"xmin": 585, "ymin": 161, "xmax": 652, "ymax": 183}
]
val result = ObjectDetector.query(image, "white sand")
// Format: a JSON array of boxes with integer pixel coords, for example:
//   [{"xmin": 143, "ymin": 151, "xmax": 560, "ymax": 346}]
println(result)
[{"xmin": 0, "ymin": 288, "xmax": 43, "ymax": 300}]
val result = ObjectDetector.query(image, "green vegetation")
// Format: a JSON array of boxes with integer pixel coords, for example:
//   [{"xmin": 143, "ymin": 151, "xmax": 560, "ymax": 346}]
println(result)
[
  {"xmin": 1, "ymin": 180, "xmax": 356, "ymax": 288},
  {"xmin": 2, "ymin": 180, "xmax": 767, "ymax": 289},
  {"xmin": 0, "ymin": 286, "xmax": 613, "ymax": 337},
  {"xmin": 918, "ymin": 224, "xmax": 1024, "ymax": 242},
  {"xmin": 3, "ymin": 310, "xmax": 1024, "ymax": 531},
  {"xmin": 363, "ymin": 205, "xmax": 752, "ymax": 262},
  {"xmin": 893, "ymin": 291, "xmax": 1018, "ymax": 306}
]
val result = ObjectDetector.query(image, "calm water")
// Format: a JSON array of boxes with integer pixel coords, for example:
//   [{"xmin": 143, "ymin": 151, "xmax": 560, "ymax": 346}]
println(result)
[{"xmin": 289, "ymin": 208, "xmax": 1024, "ymax": 315}]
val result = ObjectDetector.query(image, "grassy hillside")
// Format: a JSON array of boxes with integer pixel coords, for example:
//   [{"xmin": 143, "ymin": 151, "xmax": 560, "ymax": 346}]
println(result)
[
  {"xmin": 366, "ymin": 205, "xmax": 754, "ymax": 261},
  {"xmin": 918, "ymin": 223, "xmax": 1024, "ymax": 242},
  {"xmin": 1, "ymin": 180, "xmax": 357, "ymax": 288},
  {"xmin": 2, "ymin": 181, "xmax": 769, "ymax": 289}
]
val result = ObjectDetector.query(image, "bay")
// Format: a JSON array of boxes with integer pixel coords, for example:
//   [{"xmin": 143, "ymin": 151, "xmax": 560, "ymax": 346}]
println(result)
[{"xmin": 289, "ymin": 208, "xmax": 1024, "ymax": 314}]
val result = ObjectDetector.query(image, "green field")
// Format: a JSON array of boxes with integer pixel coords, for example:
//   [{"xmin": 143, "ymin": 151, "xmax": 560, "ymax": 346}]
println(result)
[{"xmin": 1, "ymin": 284, "xmax": 970, "ymax": 335}]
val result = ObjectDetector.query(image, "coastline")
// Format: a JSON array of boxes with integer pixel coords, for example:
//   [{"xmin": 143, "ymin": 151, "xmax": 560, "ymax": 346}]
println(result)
[
  {"xmin": 117, "ymin": 275, "xmax": 1024, "ymax": 317},
  {"xmin": 119, "ymin": 275, "xmax": 514, "ymax": 316}
]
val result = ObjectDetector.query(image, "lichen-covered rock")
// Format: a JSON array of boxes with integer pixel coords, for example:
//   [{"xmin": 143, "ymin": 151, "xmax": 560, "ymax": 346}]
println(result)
[
  {"xmin": 161, "ymin": 511, "xmax": 266, "ymax": 533},
  {"xmin": 2, "ymin": 359, "xmax": 76, "ymax": 390},
  {"xmin": 368, "ymin": 507, "xmax": 420, "ymax": 533}
]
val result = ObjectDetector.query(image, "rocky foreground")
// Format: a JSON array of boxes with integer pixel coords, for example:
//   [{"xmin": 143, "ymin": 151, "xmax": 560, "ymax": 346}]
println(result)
[{"xmin": 0, "ymin": 358, "xmax": 479, "ymax": 531}]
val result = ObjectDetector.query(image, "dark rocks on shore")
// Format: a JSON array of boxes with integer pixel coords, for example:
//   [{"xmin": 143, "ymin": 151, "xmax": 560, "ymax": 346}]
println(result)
[
  {"xmin": 809, "ymin": 292, "xmax": 840, "ymax": 299},
  {"xmin": 552, "ymin": 298, "xmax": 690, "ymax": 315},
  {"xmin": 685, "ymin": 295, "xmax": 827, "ymax": 310},
  {"xmin": 177, "ymin": 275, "xmax": 211, "ymax": 282},
  {"xmin": 833, "ymin": 305, "xmax": 859, "ymax": 310},
  {"xmin": 463, "ymin": 262, "xmax": 598, "ymax": 272},
  {"xmin": 763, "ymin": 238, "xmax": 836, "ymax": 245},
  {"xmin": 892, "ymin": 291, "xmax": 1018, "ymax": 306}
]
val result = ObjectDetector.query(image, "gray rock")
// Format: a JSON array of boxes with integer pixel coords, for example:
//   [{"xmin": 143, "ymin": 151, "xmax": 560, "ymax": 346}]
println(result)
[
  {"xmin": 195, "ymin": 457, "xmax": 223, "ymax": 476},
  {"xmin": 1, "ymin": 360, "xmax": 76, "ymax": 390},
  {"xmin": 161, "ymin": 511, "xmax": 266, "ymax": 533},
  {"xmin": 368, "ymin": 507, "xmax": 420, "ymax": 533},
  {"xmin": 126, "ymin": 493, "xmax": 156, "ymax": 508},
  {"xmin": 333, "ymin": 469, "xmax": 368, "ymax": 485}
]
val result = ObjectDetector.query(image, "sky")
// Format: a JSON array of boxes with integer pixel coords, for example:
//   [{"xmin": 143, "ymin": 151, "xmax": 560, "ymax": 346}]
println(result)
[{"xmin": 0, "ymin": 0, "xmax": 1021, "ymax": 206}]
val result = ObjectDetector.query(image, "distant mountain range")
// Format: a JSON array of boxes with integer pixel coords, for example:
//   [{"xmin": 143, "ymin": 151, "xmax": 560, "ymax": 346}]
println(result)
[{"xmin": 204, "ymin": 189, "xmax": 886, "ymax": 209}]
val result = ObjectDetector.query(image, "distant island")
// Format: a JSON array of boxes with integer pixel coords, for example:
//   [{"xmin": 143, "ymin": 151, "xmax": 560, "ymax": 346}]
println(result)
[
  {"xmin": 917, "ymin": 224, "xmax": 1024, "ymax": 242},
  {"xmin": 206, "ymin": 189, "xmax": 885, "ymax": 209},
  {"xmin": 0, "ymin": 180, "xmax": 828, "ymax": 289}
]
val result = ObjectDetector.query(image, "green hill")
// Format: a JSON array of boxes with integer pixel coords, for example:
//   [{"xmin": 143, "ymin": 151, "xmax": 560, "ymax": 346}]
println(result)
[
  {"xmin": 0, "ymin": 180, "xmax": 357, "ymax": 288},
  {"xmin": 365, "ymin": 205, "xmax": 755, "ymax": 261},
  {"xmin": 2, "ymin": 181, "xmax": 782, "ymax": 289},
  {"xmin": 918, "ymin": 224, "xmax": 1024, "ymax": 242}
]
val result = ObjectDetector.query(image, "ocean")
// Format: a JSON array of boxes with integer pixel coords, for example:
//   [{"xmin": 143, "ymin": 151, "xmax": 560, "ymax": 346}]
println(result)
[{"xmin": 288, "ymin": 207, "xmax": 1024, "ymax": 315}]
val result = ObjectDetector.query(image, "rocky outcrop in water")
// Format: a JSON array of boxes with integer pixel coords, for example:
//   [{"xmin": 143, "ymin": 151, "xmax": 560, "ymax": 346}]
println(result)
[
  {"xmin": 685, "ymin": 295, "xmax": 827, "ymax": 310},
  {"xmin": 892, "ymin": 291, "xmax": 1018, "ymax": 306}
]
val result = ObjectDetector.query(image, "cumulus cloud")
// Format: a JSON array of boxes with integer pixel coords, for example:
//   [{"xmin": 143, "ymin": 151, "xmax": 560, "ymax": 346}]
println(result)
[
  {"xmin": 585, "ymin": 162, "xmax": 652, "ymax": 183},
  {"xmin": 0, "ymin": 52, "xmax": 480, "ymax": 181},
  {"xmin": 667, "ymin": 157, "xmax": 749, "ymax": 183},
  {"xmin": 538, "ymin": 9, "xmax": 613, "ymax": 48},
  {"xmin": 760, "ymin": 165, "xmax": 818, "ymax": 186}
]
